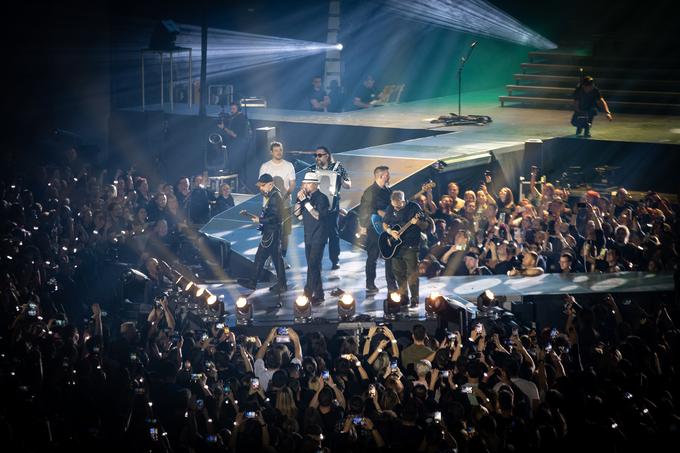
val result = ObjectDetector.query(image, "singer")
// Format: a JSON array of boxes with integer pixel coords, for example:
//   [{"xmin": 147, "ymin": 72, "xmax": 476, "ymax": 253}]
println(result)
[{"xmin": 294, "ymin": 172, "xmax": 330, "ymax": 304}]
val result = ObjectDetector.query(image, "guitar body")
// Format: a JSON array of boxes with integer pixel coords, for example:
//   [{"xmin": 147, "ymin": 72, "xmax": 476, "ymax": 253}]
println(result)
[{"xmin": 379, "ymin": 225, "xmax": 403, "ymax": 259}]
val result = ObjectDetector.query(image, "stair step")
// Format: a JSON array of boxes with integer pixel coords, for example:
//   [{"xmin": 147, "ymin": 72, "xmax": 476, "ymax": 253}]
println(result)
[
  {"xmin": 520, "ymin": 63, "xmax": 680, "ymax": 78},
  {"xmin": 513, "ymin": 74, "xmax": 680, "ymax": 90},
  {"xmin": 498, "ymin": 95, "xmax": 680, "ymax": 112},
  {"xmin": 506, "ymin": 84, "xmax": 680, "ymax": 99},
  {"xmin": 527, "ymin": 51, "xmax": 679, "ymax": 68}
]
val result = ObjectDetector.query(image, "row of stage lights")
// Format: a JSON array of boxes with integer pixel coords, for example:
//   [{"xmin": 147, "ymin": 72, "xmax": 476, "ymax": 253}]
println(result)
[
  {"xmin": 174, "ymin": 275, "xmax": 218, "ymax": 306},
  {"xmin": 233, "ymin": 290, "xmax": 498, "ymax": 325}
]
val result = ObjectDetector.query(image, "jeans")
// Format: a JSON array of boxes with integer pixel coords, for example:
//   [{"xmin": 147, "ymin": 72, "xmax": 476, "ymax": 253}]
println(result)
[
  {"xmin": 390, "ymin": 246, "xmax": 419, "ymax": 302},
  {"xmin": 253, "ymin": 230, "xmax": 286, "ymax": 288},
  {"xmin": 365, "ymin": 229, "xmax": 396, "ymax": 290}
]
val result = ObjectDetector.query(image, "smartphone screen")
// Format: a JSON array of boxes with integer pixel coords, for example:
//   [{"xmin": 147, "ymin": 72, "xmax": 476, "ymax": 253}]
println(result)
[{"xmin": 251, "ymin": 377, "xmax": 259, "ymax": 389}]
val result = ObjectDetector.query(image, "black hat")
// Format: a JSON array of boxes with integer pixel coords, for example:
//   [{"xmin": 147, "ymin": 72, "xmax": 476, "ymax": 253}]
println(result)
[
  {"xmin": 464, "ymin": 251, "xmax": 479, "ymax": 259},
  {"xmin": 257, "ymin": 173, "xmax": 273, "ymax": 185}
]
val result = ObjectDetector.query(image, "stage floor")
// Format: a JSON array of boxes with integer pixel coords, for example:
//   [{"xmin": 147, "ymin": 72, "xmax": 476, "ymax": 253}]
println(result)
[{"xmin": 130, "ymin": 87, "xmax": 680, "ymax": 145}]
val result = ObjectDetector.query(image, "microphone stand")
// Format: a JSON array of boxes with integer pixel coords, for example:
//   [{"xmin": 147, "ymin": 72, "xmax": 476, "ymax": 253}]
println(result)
[
  {"xmin": 457, "ymin": 41, "xmax": 477, "ymax": 117},
  {"xmin": 435, "ymin": 41, "xmax": 491, "ymax": 127}
]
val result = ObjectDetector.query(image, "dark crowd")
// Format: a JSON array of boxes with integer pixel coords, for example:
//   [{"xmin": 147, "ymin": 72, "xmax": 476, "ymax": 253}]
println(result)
[{"xmin": 1, "ymin": 147, "xmax": 680, "ymax": 453}]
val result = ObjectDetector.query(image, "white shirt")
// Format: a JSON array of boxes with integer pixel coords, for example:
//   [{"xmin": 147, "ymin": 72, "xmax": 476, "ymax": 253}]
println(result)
[
  {"xmin": 510, "ymin": 377, "xmax": 540, "ymax": 403},
  {"xmin": 259, "ymin": 160, "xmax": 296, "ymax": 200},
  {"xmin": 254, "ymin": 357, "xmax": 301, "ymax": 391}
]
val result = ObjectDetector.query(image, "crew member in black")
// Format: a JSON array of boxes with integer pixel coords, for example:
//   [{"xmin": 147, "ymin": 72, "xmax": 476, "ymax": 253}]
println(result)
[
  {"xmin": 382, "ymin": 191, "xmax": 428, "ymax": 308},
  {"xmin": 219, "ymin": 102, "xmax": 249, "ymax": 177},
  {"xmin": 309, "ymin": 146, "xmax": 351, "ymax": 270},
  {"xmin": 237, "ymin": 173, "xmax": 287, "ymax": 293},
  {"xmin": 308, "ymin": 76, "xmax": 330, "ymax": 112},
  {"xmin": 571, "ymin": 76, "xmax": 613, "ymax": 137},
  {"xmin": 294, "ymin": 172, "xmax": 330, "ymax": 304},
  {"xmin": 359, "ymin": 166, "xmax": 397, "ymax": 294},
  {"xmin": 353, "ymin": 74, "xmax": 378, "ymax": 109}
]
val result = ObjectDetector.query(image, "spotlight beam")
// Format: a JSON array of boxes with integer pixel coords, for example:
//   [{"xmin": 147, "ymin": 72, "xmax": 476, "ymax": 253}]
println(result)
[{"xmin": 383, "ymin": 0, "xmax": 556, "ymax": 49}]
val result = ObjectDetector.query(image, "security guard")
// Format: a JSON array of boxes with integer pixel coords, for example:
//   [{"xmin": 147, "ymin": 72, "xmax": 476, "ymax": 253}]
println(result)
[{"xmin": 294, "ymin": 172, "xmax": 330, "ymax": 304}]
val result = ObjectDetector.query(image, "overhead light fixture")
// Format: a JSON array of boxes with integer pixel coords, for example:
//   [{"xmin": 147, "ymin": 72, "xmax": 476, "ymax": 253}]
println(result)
[
  {"xmin": 205, "ymin": 291, "xmax": 218, "ymax": 306},
  {"xmin": 149, "ymin": 19, "xmax": 181, "ymax": 51},
  {"xmin": 338, "ymin": 293, "xmax": 356, "ymax": 321},
  {"xmin": 294, "ymin": 295, "xmax": 312, "ymax": 323},
  {"xmin": 425, "ymin": 291, "xmax": 446, "ymax": 319},
  {"xmin": 235, "ymin": 296, "xmax": 252, "ymax": 325},
  {"xmin": 384, "ymin": 292, "xmax": 402, "ymax": 320}
]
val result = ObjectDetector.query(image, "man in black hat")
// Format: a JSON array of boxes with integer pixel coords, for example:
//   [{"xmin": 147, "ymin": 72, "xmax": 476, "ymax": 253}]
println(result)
[
  {"xmin": 463, "ymin": 251, "xmax": 492, "ymax": 276},
  {"xmin": 294, "ymin": 172, "xmax": 330, "ymax": 304},
  {"xmin": 238, "ymin": 173, "xmax": 287, "ymax": 293}
]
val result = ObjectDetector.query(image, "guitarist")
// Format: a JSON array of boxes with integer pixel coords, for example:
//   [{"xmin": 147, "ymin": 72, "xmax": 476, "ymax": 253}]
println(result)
[
  {"xmin": 237, "ymin": 173, "xmax": 287, "ymax": 294},
  {"xmin": 382, "ymin": 191, "xmax": 428, "ymax": 309},
  {"xmin": 359, "ymin": 166, "xmax": 397, "ymax": 295}
]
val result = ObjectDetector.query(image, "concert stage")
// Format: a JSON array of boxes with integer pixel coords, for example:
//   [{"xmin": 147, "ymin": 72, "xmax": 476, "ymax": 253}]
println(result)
[{"xmin": 114, "ymin": 90, "xmax": 679, "ymax": 330}]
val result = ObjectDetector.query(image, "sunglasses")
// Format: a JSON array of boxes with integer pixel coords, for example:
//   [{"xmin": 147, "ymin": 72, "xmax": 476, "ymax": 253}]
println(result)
[{"xmin": 315, "ymin": 153, "xmax": 328, "ymax": 158}]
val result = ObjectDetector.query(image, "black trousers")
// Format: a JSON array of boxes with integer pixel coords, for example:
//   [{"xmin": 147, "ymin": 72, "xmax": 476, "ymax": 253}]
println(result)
[
  {"xmin": 326, "ymin": 209, "xmax": 340, "ymax": 265},
  {"xmin": 253, "ymin": 230, "xmax": 286, "ymax": 288},
  {"xmin": 304, "ymin": 235, "xmax": 326, "ymax": 299},
  {"xmin": 391, "ymin": 246, "xmax": 419, "ymax": 302},
  {"xmin": 365, "ymin": 230, "xmax": 396, "ymax": 290}
]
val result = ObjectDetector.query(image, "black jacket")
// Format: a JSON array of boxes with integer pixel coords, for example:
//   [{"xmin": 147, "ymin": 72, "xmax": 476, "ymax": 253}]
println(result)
[{"xmin": 260, "ymin": 188, "xmax": 285, "ymax": 233}]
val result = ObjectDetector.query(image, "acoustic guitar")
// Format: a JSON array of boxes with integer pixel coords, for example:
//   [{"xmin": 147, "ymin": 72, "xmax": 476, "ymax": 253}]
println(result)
[{"xmin": 379, "ymin": 212, "xmax": 425, "ymax": 259}]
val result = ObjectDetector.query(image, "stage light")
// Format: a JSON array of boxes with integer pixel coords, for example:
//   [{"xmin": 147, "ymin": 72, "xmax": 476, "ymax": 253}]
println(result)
[
  {"xmin": 337, "ymin": 294, "xmax": 356, "ymax": 321},
  {"xmin": 477, "ymin": 290, "xmax": 496, "ymax": 311},
  {"xmin": 175, "ymin": 276, "xmax": 195, "ymax": 292},
  {"xmin": 172, "ymin": 25, "xmax": 344, "ymax": 79},
  {"xmin": 235, "ymin": 296, "xmax": 252, "ymax": 325},
  {"xmin": 335, "ymin": 43, "xmax": 343, "ymax": 51},
  {"xmin": 195, "ymin": 287, "xmax": 206, "ymax": 298},
  {"xmin": 205, "ymin": 291, "xmax": 218, "ymax": 306},
  {"xmin": 384, "ymin": 292, "xmax": 402, "ymax": 320},
  {"xmin": 383, "ymin": 0, "xmax": 557, "ymax": 50},
  {"xmin": 425, "ymin": 291, "xmax": 446, "ymax": 319},
  {"xmin": 294, "ymin": 295, "xmax": 312, "ymax": 323},
  {"xmin": 149, "ymin": 19, "xmax": 181, "ymax": 51}
]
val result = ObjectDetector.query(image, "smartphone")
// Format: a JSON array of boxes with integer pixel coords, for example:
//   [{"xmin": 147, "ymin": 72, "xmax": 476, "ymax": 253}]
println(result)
[
  {"xmin": 245, "ymin": 411, "xmax": 257, "ymax": 419},
  {"xmin": 475, "ymin": 324, "xmax": 483, "ymax": 334},
  {"xmin": 191, "ymin": 373, "xmax": 202, "ymax": 381},
  {"xmin": 223, "ymin": 384, "xmax": 231, "ymax": 394},
  {"xmin": 196, "ymin": 399, "xmax": 204, "ymax": 410},
  {"xmin": 130, "ymin": 352, "xmax": 138, "ymax": 362},
  {"xmin": 251, "ymin": 377, "xmax": 260, "ymax": 390},
  {"xmin": 461, "ymin": 385, "xmax": 473, "ymax": 394},
  {"xmin": 550, "ymin": 328, "xmax": 558, "ymax": 339},
  {"xmin": 27, "ymin": 303, "xmax": 38, "ymax": 317},
  {"xmin": 216, "ymin": 323, "xmax": 225, "ymax": 329},
  {"xmin": 545, "ymin": 344, "xmax": 553, "ymax": 353},
  {"xmin": 512, "ymin": 327, "xmax": 519, "ymax": 337},
  {"xmin": 201, "ymin": 333, "xmax": 209, "ymax": 342},
  {"xmin": 434, "ymin": 411, "xmax": 442, "ymax": 422},
  {"xmin": 321, "ymin": 370, "xmax": 330, "ymax": 380},
  {"xmin": 149, "ymin": 427, "xmax": 159, "ymax": 441},
  {"xmin": 368, "ymin": 384, "xmax": 376, "ymax": 398},
  {"xmin": 352, "ymin": 417, "xmax": 364, "ymax": 426},
  {"xmin": 276, "ymin": 326, "xmax": 290, "ymax": 343},
  {"xmin": 54, "ymin": 319, "xmax": 66, "ymax": 327},
  {"xmin": 206, "ymin": 435, "xmax": 218, "ymax": 443},
  {"xmin": 390, "ymin": 359, "xmax": 398, "ymax": 370}
]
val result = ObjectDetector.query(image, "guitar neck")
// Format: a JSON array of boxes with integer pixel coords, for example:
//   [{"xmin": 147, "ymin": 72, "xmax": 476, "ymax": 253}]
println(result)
[{"xmin": 397, "ymin": 218, "xmax": 419, "ymax": 237}]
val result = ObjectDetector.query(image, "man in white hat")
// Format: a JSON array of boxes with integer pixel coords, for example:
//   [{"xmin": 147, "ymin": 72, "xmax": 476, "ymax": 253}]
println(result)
[{"xmin": 294, "ymin": 172, "xmax": 330, "ymax": 304}]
